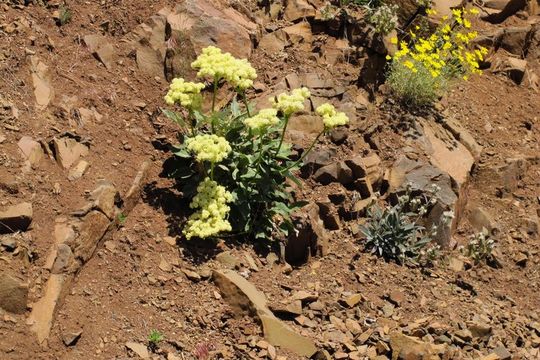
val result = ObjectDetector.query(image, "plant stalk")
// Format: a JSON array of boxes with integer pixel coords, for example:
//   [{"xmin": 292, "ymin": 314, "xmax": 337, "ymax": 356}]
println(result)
[
  {"xmin": 275, "ymin": 114, "xmax": 291, "ymax": 156},
  {"xmin": 241, "ymin": 91, "xmax": 251, "ymax": 117},
  {"xmin": 282, "ymin": 129, "xmax": 325, "ymax": 173},
  {"xmin": 211, "ymin": 76, "xmax": 218, "ymax": 132}
]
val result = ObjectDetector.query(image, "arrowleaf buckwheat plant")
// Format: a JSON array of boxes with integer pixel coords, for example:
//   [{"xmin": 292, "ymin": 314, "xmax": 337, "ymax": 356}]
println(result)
[
  {"xmin": 386, "ymin": 7, "xmax": 487, "ymax": 106},
  {"xmin": 163, "ymin": 46, "xmax": 349, "ymax": 241}
]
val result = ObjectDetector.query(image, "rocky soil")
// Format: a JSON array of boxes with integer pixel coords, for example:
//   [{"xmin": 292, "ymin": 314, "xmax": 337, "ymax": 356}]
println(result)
[{"xmin": 0, "ymin": 0, "xmax": 539, "ymax": 359}]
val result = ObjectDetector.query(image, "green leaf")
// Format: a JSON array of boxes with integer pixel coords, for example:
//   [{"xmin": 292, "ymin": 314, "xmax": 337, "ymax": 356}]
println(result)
[{"xmin": 162, "ymin": 108, "xmax": 186, "ymax": 127}]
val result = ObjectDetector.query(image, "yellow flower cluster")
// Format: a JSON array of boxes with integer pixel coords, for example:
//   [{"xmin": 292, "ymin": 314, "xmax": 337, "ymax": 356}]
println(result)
[
  {"xmin": 164, "ymin": 78, "xmax": 205, "ymax": 108},
  {"xmin": 389, "ymin": 7, "xmax": 487, "ymax": 79},
  {"xmin": 185, "ymin": 134, "xmax": 232, "ymax": 163},
  {"xmin": 184, "ymin": 177, "xmax": 233, "ymax": 239},
  {"xmin": 270, "ymin": 87, "xmax": 311, "ymax": 116},
  {"xmin": 191, "ymin": 46, "xmax": 257, "ymax": 90},
  {"xmin": 316, "ymin": 103, "xmax": 349, "ymax": 130},
  {"xmin": 244, "ymin": 108, "xmax": 280, "ymax": 133}
]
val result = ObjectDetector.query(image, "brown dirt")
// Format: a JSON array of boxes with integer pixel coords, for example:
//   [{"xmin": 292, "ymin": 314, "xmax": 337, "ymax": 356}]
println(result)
[{"xmin": 0, "ymin": 0, "xmax": 539, "ymax": 359}]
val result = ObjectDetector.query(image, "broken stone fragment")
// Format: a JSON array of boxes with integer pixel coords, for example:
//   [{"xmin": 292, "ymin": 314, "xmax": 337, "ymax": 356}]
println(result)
[
  {"xmin": 17, "ymin": 136, "xmax": 44, "ymax": 167},
  {"xmin": 131, "ymin": 0, "xmax": 254, "ymax": 79},
  {"xmin": 313, "ymin": 162, "xmax": 353, "ymax": 185},
  {"xmin": 492, "ymin": 56, "xmax": 528, "ymax": 84},
  {"xmin": 345, "ymin": 153, "xmax": 383, "ymax": 187},
  {"xmin": 51, "ymin": 244, "xmax": 74, "ymax": 274},
  {"xmin": 90, "ymin": 181, "xmax": 121, "ymax": 220},
  {"xmin": 301, "ymin": 149, "xmax": 336, "ymax": 176},
  {"xmin": 0, "ymin": 202, "xmax": 32, "ymax": 234},
  {"xmin": 29, "ymin": 56, "xmax": 54, "ymax": 109},
  {"xmin": 389, "ymin": 332, "xmax": 447, "ymax": 359},
  {"xmin": 421, "ymin": 120, "xmax": 475, "ymax": 187},
  {"xmin": 286, "ymin": 203, "xmax": 328, "ymax": 265},
  {"xmin": 125, "ymin": 342, "xmax": 150, "ymax": 359},
  {"xmin": 283, "ymin": 0, "xmax": 316, "ymax": 21},
  {"xmin": 52, "ymin": 137, "xmax": 89, "ymax": 169},
  {"xmin": 282, "ymin": 22, "xmax": 313, "ymax": 44},
  {"xmin": 62, "ymin": 329, "xmax": 83, "ymax": 346},
  {"xmin": 83, "ymin": 34, "xmax": 116, "ymax": 70},
  {"xmin": 259, "ymin": 30, "xmax": 288, "ymax": 53},
  {"xmin": 340, "ymin": 293, "xmax": 363, "ymax": 308},
  {"xmin": 317, "ymin": 199, "xmax": 341, "ymax": 230},
  {"xmin": 28, "ymin": 274, "xmax": 67, "ymax": 344},
  {"xmin": 0, "ymin": 272, "xmax": 28, "ymax": 314},
  {"xmin": 182, "ymin": 268, "xmax": 201, "ymax": 282},
  {"xmin": 213, "ymin": 269, "xmax": 317, "ymax": 357},
  {"xmin": 68, "ymin": 160, "xmax": 90, "ymax": 181}
]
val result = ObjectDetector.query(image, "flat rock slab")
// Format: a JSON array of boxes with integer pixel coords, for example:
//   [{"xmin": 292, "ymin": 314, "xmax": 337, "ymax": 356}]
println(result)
[
  {"xmin": 29, "ymin": 56, "xmax": 54, "ymax": 109},
  {"xmin": 125, "ymin": 342, "xmax": 150, "ymax": 359},
  {"xmin": 28, "ymin": 274, "xmax": 66, "ymax": 344}
]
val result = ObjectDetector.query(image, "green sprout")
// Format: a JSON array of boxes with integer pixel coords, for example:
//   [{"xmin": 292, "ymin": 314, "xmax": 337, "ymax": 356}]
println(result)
[{"xmin": 148, "ymin": 330, "xmax": 164, "ymax": 351}]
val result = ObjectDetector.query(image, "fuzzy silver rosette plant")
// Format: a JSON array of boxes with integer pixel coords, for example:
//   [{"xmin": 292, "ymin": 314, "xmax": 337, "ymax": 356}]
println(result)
[{"xmin": 162, "ymin": 46, "xmax": 349, "ymax": 241}]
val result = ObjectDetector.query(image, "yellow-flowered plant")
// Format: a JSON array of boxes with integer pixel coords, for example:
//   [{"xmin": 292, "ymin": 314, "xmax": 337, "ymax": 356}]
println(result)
[
  {"xmin": 244, "ymin": 108, "xmax": 280, "ymax": 134},
  {"xmin": 386, "ymin": 7, "xmax": 487, "ymax": 106},
  {"xmin": 270, "ymin": 87, "xmax": 311, "ymax": 116},
  {"xmin": 316, "ymin": 103, "xmax": 350, "ymax": 130},
  {"xmin": 184, "ymin": 178, "xmax": 234, "ymax": 240},
  {"xmin": 162, "ymin": 46, "xmax": 349, "ymax": 241},
  {"xmin": 164, "ymin": 78, "xmax": 205, "ymax": 109},
  {"xmin": 185, "ymin": 134, "xmax": 232, "ymax": 163},
  {"xmin": 191, "ymin": 46, "xmax": 257, "ymax": 91}
]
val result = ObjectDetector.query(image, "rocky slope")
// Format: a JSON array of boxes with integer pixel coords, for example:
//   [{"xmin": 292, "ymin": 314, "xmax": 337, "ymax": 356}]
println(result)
[{"xmin": 0, "ymin": 0, "xmax": 539, "ymax": 359}]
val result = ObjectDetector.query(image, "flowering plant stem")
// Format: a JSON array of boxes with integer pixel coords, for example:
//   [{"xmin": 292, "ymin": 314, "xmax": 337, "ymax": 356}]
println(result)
[
  {"xmin": 275, "ymin": 114, "xmax": 290, "ymax": 156},
  {"xmin": 211, "ymin": 77, "xmax": 219, "ymax": 132},
  {"xmin": 282, "ymin": 129, "xmax": 325, "ymax": 173},
  {"xmin": 241, "ymin": 91, "xmax": 251, "ymax": 117}
]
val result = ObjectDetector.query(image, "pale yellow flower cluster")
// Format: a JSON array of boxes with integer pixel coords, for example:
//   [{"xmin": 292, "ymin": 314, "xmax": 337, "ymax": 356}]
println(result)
[
  {"xmin": 243, "ymin": 108, "xmax": 280, "ymax": 133},
  {"xmin": 316, "ymin": 103, "xmax": 349, "ymax": 130},
  {"xmin": 184, "ymin": 177, "xmax": 233, "ymax": 239},
  {"xmin": 164, "ymin": 78, "xmax": 205, "ymax": 108},
  {"xmin": 185, "ymin": 134, "xmax": 232, "ymax": 163},
  {"xmin": 191, "ymin": 46, "xmax": 257, "ymax": 90},
  {"xmin": 270, "ymin": 87, "xmax": 311, "ymax": 116}
]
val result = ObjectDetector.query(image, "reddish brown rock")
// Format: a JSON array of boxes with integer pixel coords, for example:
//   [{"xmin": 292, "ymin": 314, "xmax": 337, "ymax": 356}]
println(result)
[
  {"xmin": 0, "ymin": 272, "xmax": 28, "ymax": 314},
  {"xmin": 286, "ymin": 203, "xmax": 328, "ymax": 265},
  {"xmin": 0, "ymin": 202, "xmax": 32, "ymax": 234}
]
